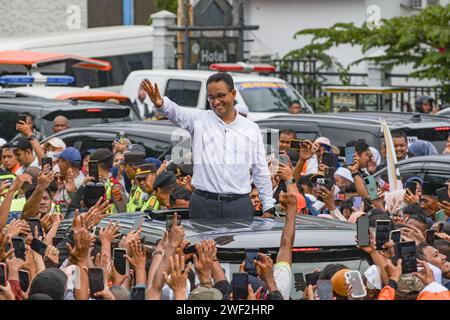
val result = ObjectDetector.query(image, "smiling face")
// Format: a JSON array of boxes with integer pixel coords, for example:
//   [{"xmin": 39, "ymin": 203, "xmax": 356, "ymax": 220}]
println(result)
[
  {"xmin": 393, "ymin": 137, "xmax": 408, "ymax": 160},
  {"xmin": 423, "ymin": 246, "xmax": 450, "ymax": 275},
  {"xmin": 207, "ymin": 80, "xmax": 236, "ymax": 119}
]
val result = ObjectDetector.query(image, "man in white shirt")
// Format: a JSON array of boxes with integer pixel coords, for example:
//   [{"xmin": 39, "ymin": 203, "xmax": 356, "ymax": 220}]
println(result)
[{"xmin": 141, "ymin": 72, "xmax": 276, "ymax": 221}]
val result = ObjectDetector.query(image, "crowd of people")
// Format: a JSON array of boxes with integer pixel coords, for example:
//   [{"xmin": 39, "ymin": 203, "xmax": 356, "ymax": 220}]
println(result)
[{"xmin": 0, "ymin": 72, "xmax": 449, "ymax": 301}]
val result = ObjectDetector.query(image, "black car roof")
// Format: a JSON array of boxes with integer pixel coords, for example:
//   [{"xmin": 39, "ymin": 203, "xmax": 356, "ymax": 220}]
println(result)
[{"xmin": 58, "ymin": 212, "xmax": 358, "ymax": 249}]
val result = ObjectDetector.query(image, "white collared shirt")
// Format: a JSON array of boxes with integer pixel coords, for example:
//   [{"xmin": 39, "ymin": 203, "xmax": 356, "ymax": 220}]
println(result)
[{"xmin": 159, "ymin": 97, "xmax": 275, "ymax": 211}]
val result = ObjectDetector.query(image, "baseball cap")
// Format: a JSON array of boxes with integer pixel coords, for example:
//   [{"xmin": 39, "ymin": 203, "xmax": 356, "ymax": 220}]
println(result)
[
  {"xmin": 330, "ymin": 268, "xmax": 351, "ymax": 297},
  {"xmin": 188, "ymin": 287, "xmax": 223, "ymax": 300},
  {"xmin": 46, "ymin": 137, "xmax": 66, "ymax": 149},
  {"xmin": 0, "ymin": 138, "xmax": 6, "ymax": 147},
  {"xmin": 314, "ymin": 137, "xmax": 340, "ymax": 155},
  {"xmin": 55, "ymin": 147, "xmax": 81, "ymax": 165},
  {"xmin": 124, "ymin": 150, "xmax": 145, "ymax": 166},
  {"xmin": 90, "ymin": 148, "xmax": 114, "ymax": 162},
  {"xmin": 11, "ymin": 137, "xmax": 32, "ymax": 151},
  {"xmin": 145, "ymin": 157, "xmax": 163, "ymax": 169}
]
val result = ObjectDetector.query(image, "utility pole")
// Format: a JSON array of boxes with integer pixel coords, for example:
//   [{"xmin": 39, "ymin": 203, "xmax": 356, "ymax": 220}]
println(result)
[{"xmin": 176, "ymin": 0, "xmax": 185, "ymax": 69}]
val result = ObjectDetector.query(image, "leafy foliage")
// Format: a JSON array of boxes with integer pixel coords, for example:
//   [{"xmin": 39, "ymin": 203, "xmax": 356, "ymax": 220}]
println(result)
[
  {"xmin": 154, "ymin": 0, "xmax": 179, "ymax": 13},
  {"xmin": 285, "ymin": 4, "xmax": 450, "ymax": 100}
]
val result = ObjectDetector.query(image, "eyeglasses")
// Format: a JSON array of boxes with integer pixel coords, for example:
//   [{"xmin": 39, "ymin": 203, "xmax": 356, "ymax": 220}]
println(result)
[{"xmin": 206, "ymin": 91, "xmax": 231, "ymax": 103}]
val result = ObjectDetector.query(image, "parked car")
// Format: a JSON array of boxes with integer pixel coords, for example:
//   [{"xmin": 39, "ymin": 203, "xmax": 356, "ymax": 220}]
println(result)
[
  {"xmin": 0, "ymin": 94, "xmax": 139, "ymax": 141},
  {"xmin": 257, "ymin": 111, "xmax": 450, "ymax": 155},
  {"xmin": 56, "ymin": 210, "xmax": 369, "ymax": 299},
  {"xmin": 436, "ymin": 107, "xmax": 450, "ymax": 117},
  {"xmin": 120, "ymin": 68, "xmax": 314, "ymax": 121},
  {"xmin": 43, "ymin": 120, "xmax": 188, "ymax": 160},
  {"xmin": 373, "ymin": 154, "xmax": 450, "ymax": 185}
]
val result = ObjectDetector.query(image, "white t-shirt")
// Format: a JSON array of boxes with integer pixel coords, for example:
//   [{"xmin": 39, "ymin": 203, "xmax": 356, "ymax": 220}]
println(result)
[
  {"xmin": 274, "ymin": 262, "xmax": 292, "ymax": 300},
  {"xmin": 15, "ymin": 156, "xmax": 40, "ymax": 175}
]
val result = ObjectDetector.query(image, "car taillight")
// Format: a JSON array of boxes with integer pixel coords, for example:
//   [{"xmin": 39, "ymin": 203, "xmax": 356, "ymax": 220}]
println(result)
[
  {"xmin": 292, "ymin": 248, "xmax": 321, "ymax": 252},
  {"xmin": 86, "ymin": 108, "xmax": 103, "ymax": 113},
  {"xmin": 434, "ymin": 126, "xmax": 450, "ymax": 131}
]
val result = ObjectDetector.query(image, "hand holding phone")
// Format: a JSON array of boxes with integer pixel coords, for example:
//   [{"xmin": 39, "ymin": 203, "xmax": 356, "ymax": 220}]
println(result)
[
  {"xmin": 19, "ymin": 270, "xmax": 30, "ymax": 292},
  {"xmin": 316, "ymin": 280, "xmax": 333, "ymax": 300},
  {"xmin": 356, "ymin": 216, "xmax": 370, "ymax": 247},
  {"xmin": 232, "ymin": 273, "xmax": 249, "ymax": 300},
  {"xmin": 30, "ymin": 238, "xmax": 47, "ymax": 256},
  {"xmin": 12, "ymin": 237, "xmax": 26, "ymax": 260},
  {"xmin": 41, "ymin": 157, "xmax": 53, "ymax": 173},
  {"xmin": 0, "ymin": 263, "xmax": 7, "ymax": 286},
  {"xmin": 375, "ymin": 220, "xmax": 391, "ymax": 250},
  {"xmin": 344, "ymin": 271, "xmax": 367, "ymax": 299},
  {"xmin": 88, "ymin": 268, "xmax": 104, "ymax": 298},
  {"xmin": 88, "ymin": 160, "xmax": 99, "ymax": 183},
  {"xmin": 425, "ymin": 229, "xmax": 435, "ymax": 246},
  {"xmin": 345, "ymin": 146, "xmax": 355, "ymax": 166},
  {"xmin": 244, "ymin": 249, "xmax": 259, "ymax": 277},
  {"xmin": 353, "ymin": 197, "xmax": 362, "ymax": 211},
  {"xmin": 113, "ymin": 248, "xmax": 128, "ymax": 275},
  {"xmin": 28, "ymin": 218, "xmax": 43, "ymax": 238}
]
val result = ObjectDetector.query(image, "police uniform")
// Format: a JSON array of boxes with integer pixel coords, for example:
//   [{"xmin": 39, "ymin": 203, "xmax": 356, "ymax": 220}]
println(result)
[
  {"xmin": 123, "ymin": 150, "xmax": 146, "ymax": 212},
  {"xmin": 131, "ymin": 163, "xmax": 159, "ymax": 212},
  {"xmin": 90, "ymin": 148, "xmax": 128, "ymax": 214}
]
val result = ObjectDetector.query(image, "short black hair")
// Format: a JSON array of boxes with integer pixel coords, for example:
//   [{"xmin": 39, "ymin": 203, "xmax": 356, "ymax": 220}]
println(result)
[
  {"xmin": 403, "ymin": 203, "xmax": 424, "ymax": 216},
  {"xmin": 280, "ymin": 129, "xmax": 296, "ymax": 138},
  {"xmin": 408, "ymin": 214, "xmax": 430, "ymax": 228},
  {"xmin": 416, "ymin": 243, "xmax": 429, "ymax": 260},
  {"xmin": 206, "ymin": 72, "xmax": 234, "ymax": 90},
  {"xmin": 434, "ymin": 240, "xmax": 450, "ymax": 261},
  {"xmin": 319, "ymin": 263, "xmax": 348, "ymax": 280},
  {"xmin": 169, "ymin": 186, "xmax": 191, "ymax": 207},
  {"xmin": 391, "ymin": 131, "xmax": 407, "ymax": 142},
  {"xmin": 346, "ymin": 140, "xmax": 369, "ymax": 155},
  {"xmin": 289, "ymin": 101, "xmax": 301, "ymax": 107}
]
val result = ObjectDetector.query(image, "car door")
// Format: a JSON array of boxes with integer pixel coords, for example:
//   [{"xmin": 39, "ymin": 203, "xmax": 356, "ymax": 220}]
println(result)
[{"xmin": 164, "ymin": 79, "xmax": 202, "ymax": 109}]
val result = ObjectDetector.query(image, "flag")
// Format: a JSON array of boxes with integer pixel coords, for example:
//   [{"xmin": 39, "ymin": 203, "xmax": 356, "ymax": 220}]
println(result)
[{"xmin": 380, "ymin": 118, "xmax": 401, "ymax": 192}]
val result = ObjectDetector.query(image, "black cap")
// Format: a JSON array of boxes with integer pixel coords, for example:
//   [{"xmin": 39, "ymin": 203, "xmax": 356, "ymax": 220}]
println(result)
[
  {"xmin": 90, "ymin": 148, "xmax": 113, "ymax": 162},
  {"xmin": 422, "ymin": 182, "xmax": 446, "ymax": 197},
  {"xmin": 135, "ymin": 163, "xmax": 157, "ymax": 179},
  {"xmin": 310, "ymin": 173, "xmax": 324, "ymax": 184},
  {"xmin": 153, "ymin": 171, "xmax": 177, "ymax": 190},
  {"xmin": 11, "ymin": 137, "xmax": 32, "ymax": 151},
  {"xmin": 29, "ymin": 268, "xmax": 68, "ymax": 300},
  {"xmin": 128, "ymin": 144, "xmax": 146, "ymax": 154},
  {"xmin": 124, "ymin": 151, "xmax": 145, "ymax": 166}
]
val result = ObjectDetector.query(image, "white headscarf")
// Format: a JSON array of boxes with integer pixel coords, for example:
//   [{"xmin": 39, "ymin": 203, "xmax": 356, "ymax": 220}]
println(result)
[{"xmin": 369, "ymin": 147, "xmax": 381, "ymax": 166}]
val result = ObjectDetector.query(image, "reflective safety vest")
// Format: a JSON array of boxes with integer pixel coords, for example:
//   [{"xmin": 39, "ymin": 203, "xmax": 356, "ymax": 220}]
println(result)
[
  {"xmin": 126, "ymin": 185, "xmax": 145, "ymax": 212},
  {"xmin": 141, "ymin": 195, "xmax": 160, "ymax": 211},
  {"xmin": 10, "ymin": 197, "xmax": 26, "ymax": 212},
  {"xmin": 105, "ymin": 177, "xmax": 124, "ymax": 214},
  {"xmin": 0, "ymin": 173, "xmax": 17, "ymax": 203}
]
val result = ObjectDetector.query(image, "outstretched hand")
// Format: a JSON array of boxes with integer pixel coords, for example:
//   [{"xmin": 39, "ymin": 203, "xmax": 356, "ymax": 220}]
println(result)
[{"xmin": 141, "ymin": 79, "xmax": 164, "ymax": 108}]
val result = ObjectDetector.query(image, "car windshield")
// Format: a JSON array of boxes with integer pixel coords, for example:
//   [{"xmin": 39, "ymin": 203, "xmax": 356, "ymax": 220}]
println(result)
[
  {"xmin": 237, "ymin": 81, "xmax": 312, "ymax": 113},
  {"xmin": 222, "ymin": 258, "xmax": 369, "ymax": 299}
]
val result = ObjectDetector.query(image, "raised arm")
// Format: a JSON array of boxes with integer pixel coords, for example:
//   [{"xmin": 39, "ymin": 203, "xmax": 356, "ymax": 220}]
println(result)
[{"xmin": 141, "ymin": 79, "xmax": 203, "ymax": 134}]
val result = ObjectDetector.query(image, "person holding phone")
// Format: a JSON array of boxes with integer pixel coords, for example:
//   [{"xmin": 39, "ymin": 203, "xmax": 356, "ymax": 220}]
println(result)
[
  {"xmin": 10, "ymin": 138, "xmax": 40, "ymax": 175},
  {"xmin": 421, "ymin": 182, "xmax": 446, "ymax": 220},
  {"xmin": 141, "ymin": 73, "xmax": 275, "ymax": 221},
  {"xmin": 88, "ymin": 149, "xmax": 128, "ymax": 214}
]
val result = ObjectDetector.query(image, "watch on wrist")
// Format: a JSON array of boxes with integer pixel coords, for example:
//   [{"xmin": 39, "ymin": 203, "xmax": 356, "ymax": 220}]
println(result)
[
  {"xmin": 265, "ymin": 207, "xmax": 276, "ymax": 215},
  {"xmin": 351, "ymin": 171, "xmax": 360, "ymax": 178},
  {"xmin": 27, "ymin": 134, "xmax": 36, "ymax": 141},
  {"xmin": 387, "ymin": 279, "xmax": 398, "ymax": 290}
]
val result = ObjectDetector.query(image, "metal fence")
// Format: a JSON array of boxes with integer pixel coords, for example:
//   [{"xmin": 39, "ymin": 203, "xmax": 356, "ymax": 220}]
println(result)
[{"xmin": 270, "ymin": 59, "xmax": 445, "ymax": 112}]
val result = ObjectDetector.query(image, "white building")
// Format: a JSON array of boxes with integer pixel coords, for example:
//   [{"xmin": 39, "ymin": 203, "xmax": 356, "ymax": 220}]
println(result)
[{"xmin": 240, "ymin": 0, "xmax": 447, "ymax": 86}]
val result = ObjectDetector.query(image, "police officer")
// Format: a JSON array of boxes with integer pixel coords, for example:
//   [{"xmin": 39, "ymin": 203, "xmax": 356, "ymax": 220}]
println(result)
[
  {"xmin": 124, "ymin": 150, "xmax": 146, "ymax": 212},
  {"xmin": 134, "ymin": 163, "xmax": 159, "ymax": 211},
  {"xmin": 89, "ymin": 149, "xmax": 128, "ymax": 213}
]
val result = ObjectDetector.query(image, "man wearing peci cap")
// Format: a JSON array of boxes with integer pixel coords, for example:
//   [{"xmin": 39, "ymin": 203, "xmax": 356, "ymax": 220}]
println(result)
[
  {"xmin": 134, "ymin": 163, "xmax": 160, "ymax": 211},
  {"xmin": 421, "ymin": 182, "xmax": 447, "ymax": 221},
  {"xmin": 124, "ymin": 150, "xmax": 146, "ymax": 212},
  {"xmin": 141, "ymin": 73, "xmax": 276, "ymax": 221},
  {"xmin": 152, "ymin": 171, "xmax": 178, "ymax": 209},
  {"xmin": 89, "ymin": 148, "xmax": 128, "ymax": 213}
]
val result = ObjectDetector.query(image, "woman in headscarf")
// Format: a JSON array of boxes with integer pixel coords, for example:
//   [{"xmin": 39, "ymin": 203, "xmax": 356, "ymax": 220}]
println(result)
[
  {"xmin": 367, "ymin": 147, "xmax": 382, "ymax": 174},
  {"xmin": 408, "ymin": 140, "xmax": 438, "ymax": 157}
]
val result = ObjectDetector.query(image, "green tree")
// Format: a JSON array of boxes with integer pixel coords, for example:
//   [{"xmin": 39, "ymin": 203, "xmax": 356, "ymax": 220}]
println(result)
[
  {"xmin": 154, "ymin": 0, "xmax": 178, "ymax": 13},
  {"xmin": 285, "ymin": 4, "xmax": 450, "ymax": 102}
]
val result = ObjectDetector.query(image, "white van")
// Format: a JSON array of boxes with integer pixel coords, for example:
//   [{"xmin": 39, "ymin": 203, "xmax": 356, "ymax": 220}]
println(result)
[
  {"xmin": 0, "ymin": 26, "xmax": 153, "ymax": 91},
  {"xmin": 120, "ymin": 69, "xmax": 314, "ymax": 121}
]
